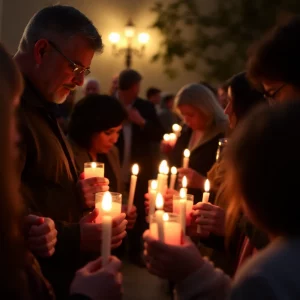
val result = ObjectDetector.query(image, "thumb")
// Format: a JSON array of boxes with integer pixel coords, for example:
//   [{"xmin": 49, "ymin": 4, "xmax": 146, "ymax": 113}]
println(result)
[
  {"xmin": 24, "ymin": 214, "xmax": 44, "ymax": 226},
  {"xmin": 80, "ymin": 209, "xmax": 99, "ymax": 224},
  {"xmin": 103, "ymin": 256, "xmax": 122, "ymax": 275}
]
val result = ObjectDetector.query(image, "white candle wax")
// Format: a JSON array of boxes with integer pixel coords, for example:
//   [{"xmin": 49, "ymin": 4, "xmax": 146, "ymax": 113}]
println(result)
[
  {"xmin": 155, "ymin": 210, "xmax": 165, "ymax": 242},
  {"xmin": 179, "ymin": 199, "xmax": 186, "ymax": 235},
  {"xmin": 101, "ymin": 215, "xmax": 112, "ymax": 266},
  {"xmin": 95, "ymin": 201, "xmax": 122, "ymax": 223},
  {"xmin": 169, "ymin": 167, "xmax": 177, "ymax": 190},
  {"xmin": 148, "ymin": 181, "xmax": 157, "ymax": 217},
  {"xmin": 182, "ymin": 149, "xmax": 190, "ymax": 168},
  {"xmin": 197, "ymin": 179, "xmax": 210, "ymax": 233},
  {"xmin": 173, "ymin": 199, "xmax": 193, "ymax": 226},
  {"xmin": 150, "ymin": 220, "xmax": 181, "ymax": 245},
  {"xmin": 84, "ymin": 163, "xmax": 104, "ymax": 179},
  {"xmin": 127, "ymin": 164, "xmax": 139, "ymax": 214}
]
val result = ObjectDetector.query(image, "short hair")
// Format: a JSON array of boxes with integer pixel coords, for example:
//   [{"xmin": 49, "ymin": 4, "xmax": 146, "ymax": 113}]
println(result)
[
  {"xmin": 226, "ymin": 72, "xmax": 266, "ymax": 123},
  {"xmin": 118, "ymin": 69, "xmax": 142, "ymax": 91},
  {"xmin": 146, "ymin": 87, "xmax": 161, "ymax": 99},
  {"xmin": 226, "ymin": 100, "xmax": 300, "ymax": 236},
  {"xmin": 68, "ymin": 95, "xmax": 127, "ymax": 149},
  {"xmin": 174, "ymin": 83, "xmax": 228, "ymax": 127},
  {"xmin": 247, "ymin": 16, "xmax": 300, "ymax": 89},
  {"xmin": 19, "ymin": 5, "xmax": 102, "ymax": 52}
]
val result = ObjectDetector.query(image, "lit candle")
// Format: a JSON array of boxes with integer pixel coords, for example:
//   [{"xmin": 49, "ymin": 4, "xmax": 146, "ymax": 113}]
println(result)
[
  {"xmin": 183, "ymin": 149, "xmax": 190, "ymax": 168},
  {"xmin": 197, "ymin": 179, "xmax": 210, "ymax": 233},
  {"xmin": 127, "ymin": 164, "xmax": 139, "ymax": 214},
  {"xmin": 182, "ymin": 175, "xmax": 188, "ymax": 194},
  {"xmin": 172, "ymin": 123, "xmax": 182, "ymax": 138},
  {"xmin": 155, "ymin": 193, "xmax": 164, "ymax": 242},
  {"xmin": 84, "ymin": 162, "xmax": 104, "ymax": 179},
  {"xmin": 163, "ymin": 134, "xmax": 170, "ymax": 142},
  {"xmin": 173, "ymin": 194, "xmax": 194, "ymax": 226},
  {"xmin": 157, "ymin": 160, "xmax": 168, "ymax": 195},
  {"xmin": 101, "ymin": 191, "xmax": 112, "ymax": 266},
  {"xmin": 169, "ymin": 167, "xmax": 177, "ymax": 190},
  {"xmin": 179, "ymin": 188, "xmax": 187, "ymax": 235},
  {"xmin": 169, "ymin": 133, "xmax": 177, "ymax": 147},
  {"xmin": 149, "ymin": 180, "xmax": 158, "ymax": 217}
]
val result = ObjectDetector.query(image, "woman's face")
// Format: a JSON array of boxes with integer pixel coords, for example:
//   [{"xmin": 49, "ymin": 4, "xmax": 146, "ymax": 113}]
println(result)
[
  {"xmin": 90, "ymin": 125, "xmax": 122, "ymax": 154},
  {"xmin": 178, "ymin": 104, "xmax": 209, "ymax": 131},
  {"xmin": 224, "ymin": 87, "xmax": 237, "ymax": 129}
]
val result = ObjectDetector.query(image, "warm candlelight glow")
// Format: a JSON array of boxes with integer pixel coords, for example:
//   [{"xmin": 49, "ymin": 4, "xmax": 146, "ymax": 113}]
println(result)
[
  {"xmin": 163, "ymin": 134, "xmax": 170, "ymax": 141},
  {"xmin": 138, "ymin": 32, "xmax": 150, "ymax": 44},
  {"xmin": 180, "ymin": 188, "xmax": 186, "ymax": 199},
  {"xmin": 163, "ymin": 213, "xmax": 169, "ymax": 221},
  {"xmin": 182, "ymin": 176, "xmax": 188, "ymax": 188},
  {"xmin": 151, "ymin": 180, "xmax": 158, "ymax": 190},
  {"xmin": 132, "ymin": 164, "xmax": 139, "ymax": 175},
  {"xmin": 164, "ymin": 166, "xmax": 169, "ymax": 175},
  {"xmin": 171, "ymin": 167, "xmax": 177, "ymax": 175},
  {"xmin": 91, "ymin": 162, "xmax": 97, "ymax": 169},
  {"xmin": 169, "ymin": 133, "xmax": 176, "ymax": 141},
  {"xmin": 172, "ymin": 124, "xmax": 181, "ymax": 132},
  {"xmin": 102, "ymin": 192, "xmax": 112, "ymax": 212},
  {"xmin": 156, "ymin": 193, "xmax": 164, "ymax": 210},
  {"xmin": 159, "ymin": 160, "xmax": 168, "ymax": 174},
  {"xmin": 108, "ymin": 32, "xmax": 120, "ymax": 44},
  {"xmin": 183, "ymin": 149, "xmax": 190, "ymax": 158},
  {"xmin": 204, "ymin": 179, "xmax": 210, "ymax": 192}
]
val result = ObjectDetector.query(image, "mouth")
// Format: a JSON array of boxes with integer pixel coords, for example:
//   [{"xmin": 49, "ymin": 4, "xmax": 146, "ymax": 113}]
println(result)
[{"xmin": 63, "ymin": 85, "xmax": 76, "ymax": 91}]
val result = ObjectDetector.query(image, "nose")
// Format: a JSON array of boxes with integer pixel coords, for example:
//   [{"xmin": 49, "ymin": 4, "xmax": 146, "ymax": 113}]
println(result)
[{"xmin": 73, "ymin": 72, "xmax": 85, "ymax": 87}]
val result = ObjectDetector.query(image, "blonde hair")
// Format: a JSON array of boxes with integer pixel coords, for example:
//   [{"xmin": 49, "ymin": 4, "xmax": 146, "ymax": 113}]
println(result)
[
  {"xmin": 174, "ymin": 83, "xmax": 228, "ymax": 128},
  {"xmin": 0, "ymin": 42, "xmax": 26, "ymax": 296}
]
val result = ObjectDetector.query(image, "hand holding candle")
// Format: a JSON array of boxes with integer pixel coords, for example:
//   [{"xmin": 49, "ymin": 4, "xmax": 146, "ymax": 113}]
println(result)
[
  {"xmin": 169, "ymin": 167, "xmax": 177, "ymax": 190},
  {"xmin": 179, "ymin": 188, "xmax": 187, "ymax": 236},
  {"xmin": 127, "ymin": 164, "xmax": 139, "ymax": 214},
  {"xmin": 197, "ymin": 179, "xmax": 210, "ymax": 233},
  {"xmin": 154, "ymin": 193, "xmax": 164, "ymax": 242},
  {"xmin": 101, "ymin": 191, "xmax": 112, "ymax": 266},
  {"xmin": 84, "ymin": 162, "xmax": 104, "ymax": 179},
  {"xmin": 148, "ymin": 180, "xmax": 158, "ymax": 217},
  {"xmin": 183, "ymin": 149, "xmax": 190, "ymax": 168}
]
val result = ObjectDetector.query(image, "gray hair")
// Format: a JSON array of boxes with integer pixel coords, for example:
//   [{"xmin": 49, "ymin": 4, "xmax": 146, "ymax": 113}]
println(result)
[
  {"xmin": 174, "ymin": 83, "xmax": 228, "ymax": 127},
  {"xmin": 19, "ymin": 5, "xmax": 103, "ymax": 52}
]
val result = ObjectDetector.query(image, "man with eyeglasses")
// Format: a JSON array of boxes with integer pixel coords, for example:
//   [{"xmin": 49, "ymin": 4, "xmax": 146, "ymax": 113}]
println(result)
[
  {"xmin": 247, "ymin": 17, "xmax": 300, "ymax": 104},
  {"xmin": 14, "ymin": 5, "xmax": 127, "ymax": 299}
]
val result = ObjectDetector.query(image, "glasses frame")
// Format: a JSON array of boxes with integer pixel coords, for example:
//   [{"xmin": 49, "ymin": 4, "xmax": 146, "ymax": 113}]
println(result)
[
  {"xmin": 263, "ymin": 83, "xmax": 286, "ymax": 104},
  {"xmin": 48, "ymin": 40, "xmax": 91, "ymax": 76}
]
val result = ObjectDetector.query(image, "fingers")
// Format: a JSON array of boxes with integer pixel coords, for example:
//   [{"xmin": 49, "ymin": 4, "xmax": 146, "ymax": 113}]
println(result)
[
  {"xmin": 195, "ymin": 216, "xmax": 216, "ymax": 226},
  {"xmin": 82, "ymin": 177, "xmax": 110, "ymax": 186},
  {"xmin": 112, "ymin": 213, "xmax": 126, "ymax": 227},
  {"xmin": 112, "ymin": 220, "xmax": 128, "ymax": 236},
  {"xmin": 29, "ymin": 218, "xmax": 55, "ymax": 236},
  {"xmin": 144, "ymin": 193, "xmax": 150, "ymax": 200},
  {"xmin": 193, "ymin": 202, "xmax": 214, "ymax": 211},
  {"xmin": 29, "ymin": 237, "xmax": 57, "ymax": 257},
  {"xmin": 83, "ymin": 256, "xmax": 103, "ymax": 273},
  {"xmin": 80, "ymin": 209, "xmax": 99, "ymax": 224},
  {"xmin": 192, "ymin": 209, "xmax": 217, "ymax": 218},
  {"xmin": 104, "ymin": 256, "xmax": 122, "ymax": 275},
  {"xmin": 28, "ymin": 227, "xmax": 57, "ymax": 246},
  {"xmin": 111, "ymin": 231, "xmax": 127, "ymax": 246},
  {"xmin": 24, "ymin": 214, "xmax": 44, "ymax": 226}
]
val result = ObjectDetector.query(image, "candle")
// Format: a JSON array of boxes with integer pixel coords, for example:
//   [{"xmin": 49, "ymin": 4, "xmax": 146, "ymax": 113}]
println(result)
[
  {"xmin": 173, "ymin": 193, "xmax": 194, "ymax": 226},
  {"xmin": 154, "ymin": 193, "xmax": 165, "ymax": 242},
  {"xmin": 169, "ymin": 133, "xmax": 177, "ymax": 147},
  {"xmin": 95, "ymin": 192, "xmax": 122, "ymax": 223},
  {"xmin": 182, "ymin": 175, "xmax": 188, "ymax": 194},
  {"xmin": 172, "ymin": 123, "xmax": 182, "ymax": 138},
  {"xmin": 157, "ymin": 160, "xmax": 168, "ymax": 195},
  {"xmin": 148, "ymin": 180, "xmax": 158, "ymax": 217},
  {"xmin": 197, "ymin": 179, "xmax": 210, "ymax": 233},
  {"xmin": 183, "ymin": 149, "xmax": 190, "ymax": 168},
  {"xmin": 84, "ymin": 162, "xmax": 104, "ymax": 179},
  {"xmin": 101, "ymin": 191, "xmax": 112, "ymax": 266},
  {"xmin": 169, "ymin": 167, "xmax": 177, "ymax": 190},
  {"xmin": 179, "ymin": 188, "xmax": 186, "ymax": 235},
  {"xmin": 150, "ymin": 213, "xmax": 181, "ymax": 245},
  {"xmin": 163, "ymin": 134, "xmax": 170, "ymax": 142},
  {"xmin": 127, "ymin": 164, "xmax": 139, "ymax": 214}
]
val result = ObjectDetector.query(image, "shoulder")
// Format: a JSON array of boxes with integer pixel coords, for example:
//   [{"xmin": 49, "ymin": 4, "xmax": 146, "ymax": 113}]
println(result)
[{"xmin": 135, "ymin": 98, "xmax": 155, "ymax": 109}]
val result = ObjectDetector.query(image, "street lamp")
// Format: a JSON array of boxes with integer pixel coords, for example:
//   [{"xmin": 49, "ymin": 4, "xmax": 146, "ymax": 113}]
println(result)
[{"xmin": 108, "ymin": 19, "xmax": 150, "ymax": 69}]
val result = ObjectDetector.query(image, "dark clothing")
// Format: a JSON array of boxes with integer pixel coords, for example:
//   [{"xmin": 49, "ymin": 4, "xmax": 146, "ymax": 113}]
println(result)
[
  {"xmin": 158, "ymin": 108, "xmax": 181, "ymax": 133},
  {"xmin": 18, "ymin": 78, "xmax": 83, "ymax": 299},
  {"xmin": 169, "ymin": 126, "xmax": 224, "ymax": 204}
]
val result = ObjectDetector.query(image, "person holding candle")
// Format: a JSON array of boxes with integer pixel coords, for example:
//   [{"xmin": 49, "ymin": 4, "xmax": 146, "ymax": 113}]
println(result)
[
  {"xmin": 168, "ymin": 83, "xmax": 228, "ymax": 204},
  {"xmin": 144, "ymin": 100, "xmax": 300, "ymax": 300}
]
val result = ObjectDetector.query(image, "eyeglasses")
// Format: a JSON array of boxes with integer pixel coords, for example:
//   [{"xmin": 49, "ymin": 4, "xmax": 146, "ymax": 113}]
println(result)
[
  {"xmin": 263, "ymin": 83, "xmax": 286, "ymax": 104},
  {"xmin": 48, "ymin": 41, "xmax": 91, "ymax": 76}
]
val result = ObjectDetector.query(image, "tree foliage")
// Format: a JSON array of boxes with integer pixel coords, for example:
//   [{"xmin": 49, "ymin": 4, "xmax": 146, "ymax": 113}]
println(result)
[{"xmin": 150, "ymin": 0, "xmax": 300, "ymax": 83}]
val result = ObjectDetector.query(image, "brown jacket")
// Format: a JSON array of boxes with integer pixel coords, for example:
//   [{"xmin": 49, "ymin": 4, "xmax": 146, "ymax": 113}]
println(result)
[
  {"xmin": 69, "ymin": 139, "xmax": 124, "ymax": 194},
  {"xmin": 18, "ymin": 79, "xmax": 84, "ymax": 299}
]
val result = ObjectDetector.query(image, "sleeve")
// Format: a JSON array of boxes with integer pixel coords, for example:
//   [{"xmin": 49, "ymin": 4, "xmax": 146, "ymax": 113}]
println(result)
[
  {"xmin": 230, "ymin": 276, "xmax": 278, "ymax": 300},
  {"xmin": 176, "ymin": 258, "xmax": 231, "ymax": 300}
]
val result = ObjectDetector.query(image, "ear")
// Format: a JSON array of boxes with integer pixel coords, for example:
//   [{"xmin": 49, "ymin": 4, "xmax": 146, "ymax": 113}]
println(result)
[{"xmin": 33, "ymin": 39, "xmax": 49, "ymax": 65}]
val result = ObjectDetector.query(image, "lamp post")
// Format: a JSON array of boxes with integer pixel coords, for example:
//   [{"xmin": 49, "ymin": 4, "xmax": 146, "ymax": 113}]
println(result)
[{"xmin": 109, "ymin": 19, "xmax": 150, "ymax": 69}]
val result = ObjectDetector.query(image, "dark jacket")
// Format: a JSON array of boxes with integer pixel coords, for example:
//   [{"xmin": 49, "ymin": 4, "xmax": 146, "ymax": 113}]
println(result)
[
  {"xmin": 169, "ymin": 125, "xmax": 225, "ymax": 204},
  {"xmin": 18, "ymin": 79, "xmax": 84, "ymax": 299}
]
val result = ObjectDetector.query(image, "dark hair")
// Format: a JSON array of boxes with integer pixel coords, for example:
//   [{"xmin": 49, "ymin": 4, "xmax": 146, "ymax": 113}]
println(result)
[
  {"xmin": 68, "ymin": 95, "xmax": 127, "ymax": 149},
  {"xmin": 146, "ymin": 87, "xmax": 161, "ymax": 99},
  {"xmin": 226, "ymin": 72, "xmax": 266, "ymax": 122},
  {"xmin": 247, "ymin": 16, "xmax": 300, "ymax": 89},
  {"xmin": 226, "ymin": 100, "xmax": 300, "ymax": 237},
  {"xmin": 19, "ymin": 5, "xmax": 103, "ymax": 52},
  {"xmin": 118, "ymin": 69, "xmax": 142, "ymax": 90}
]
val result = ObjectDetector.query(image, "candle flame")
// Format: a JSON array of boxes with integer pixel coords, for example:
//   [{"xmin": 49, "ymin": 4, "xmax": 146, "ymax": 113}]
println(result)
[
  {"xmin": 164, "ymin": 165, "xmax": 169, "ymax": 175},
  {"xmin": 171, "ymin": 166, "xmax": 177, "ymax": 175},
  {"xmin": 182, "ymin": 176, "xmax": 188, "ymax": 188},
  {"xmin": 159, "ymin": 160, "xmax": 168, "ymax": 173},
  {"xmin": 163, "ymin": 134, "xmax": 170, "ymax": 141},
  {"xmin": 151, "ymin": 180, "xmax": 158, "ymax": 190},
  {"xmin": 172, "ymin": 124, "xmax": 182, "ymax": 132},
  {"xmin": 183, "ymin": 149, "xmax": 190, "ymax": 158},
  {"xmin": 204, "ymin": 179, "xmax": 210, "ymax": 192},
  {"xmin": 163, "ymin": 213, "xmax": 169, "ymax": 221},
  {"xmin": 132, "ymin": 164, "xmax": 139, "ymax": 175},
  {"xmin": 180, "ymin": 188, "xmax": 186, "ymax": 199},
  {"xmin": 91, "ymin": 162, "xmax": 97, "ymax": 168},
  {"xmin": 102, "ymin": 191, "xmax": 112, "ymax": 212},
  {"xmin": 155, "ymin": 193, "xmax": 164, "ymax": 210},
  {"xmin": 169, "ymin": 133, "xmax": 176, "ymax": 141}
]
